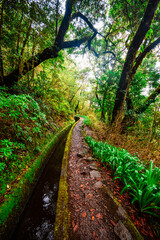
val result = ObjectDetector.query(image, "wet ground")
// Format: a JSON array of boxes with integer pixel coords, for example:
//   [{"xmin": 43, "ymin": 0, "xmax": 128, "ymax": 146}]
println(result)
[
  {"xmin": 12, "ymin": 119, "xmax": 143, "ymax": 240},
  {"xmin": 68, "ymin": 120, "xmax": 123, "ymax": 240}
]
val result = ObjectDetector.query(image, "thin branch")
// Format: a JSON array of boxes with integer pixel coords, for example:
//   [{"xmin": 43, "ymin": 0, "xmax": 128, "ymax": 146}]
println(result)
[
  {"xmin": 103, "ymin": 57, "xmax": 116, "ymax": 67},
  {"xmin": 136, "ymin": 84, "xmax": 160, "ymax": 114},
  {"xmin": 102, "ymin": 51, "xmax": 116, "ymax": 58},
  {"xmin": 71, "ymin": 12, "xmax": 97, "ymax": 33}
]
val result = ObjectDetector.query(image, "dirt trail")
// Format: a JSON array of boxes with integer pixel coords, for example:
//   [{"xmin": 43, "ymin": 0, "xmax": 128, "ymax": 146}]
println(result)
[{"xmin": 67, "ymin": 119, "xmax": 124, "ymax": 240}]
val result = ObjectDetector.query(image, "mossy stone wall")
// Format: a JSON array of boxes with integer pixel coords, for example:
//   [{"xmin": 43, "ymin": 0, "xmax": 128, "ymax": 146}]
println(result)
[
  {"xmin": 54, "ymin": 118, "xmax": 80, "ymax": 239},
  {"xmin": 0, "ymin": 123, "xmax": 73, "ymax": 240}
]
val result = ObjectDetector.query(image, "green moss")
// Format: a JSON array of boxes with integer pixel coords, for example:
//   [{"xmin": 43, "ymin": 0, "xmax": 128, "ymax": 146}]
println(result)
[
  {"xmin": 54, "ymin": 120, "xmax": 80, "ymax": 240},
  {"xmin": 113, "ymin": 197, "xmax": 144, "ymax": 239},
  {"xmin": 124, "ymin": 218, "xmax": 144, "ymax": 240},
  {"xmin": 0, "ymin": 122, "xmax": 74, "ymax": 240},
  {"xmin": 102, "ymin": 186, "xmax": 144, "ymax": 240}
]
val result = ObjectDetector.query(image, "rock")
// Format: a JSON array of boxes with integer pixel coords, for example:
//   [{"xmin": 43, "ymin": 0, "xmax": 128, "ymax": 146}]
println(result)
[
  {"xmin": 90, "ymin": 170, "xmax": 101, "ymax": 179},
  {"xmin": 83, "ymin": 145, "xmax": 90, "ymax": 150},
  {"xmin": 80, "ymin": 171, "xmax": 87, "ymax": 176},
  {"xmin": 100, "ymin": 229, "xmax": 106, "ymax": 239},
  {"xmin": 89, "ymin": 163, "xmax": 97, "ymax": 170},
  {"xmin": 94, "ymin": 181, "xmax": 103, "ymax": 188},
  {"xmin": 77, "ymin": 152, "xmax": 85, "ymax": 158},
  {"xmin": 114, "ymin": 220, "xmax": 132, "ymax": 240},
  {"xmin": 116, "ymin": 206, "xmax": 126, "ymax": 220},
  {"xmin": 87, "ymin": 156, "xmax": 94, "ymax": 161},
  {"xmin": 83, "ymin": 156, "xmax": 94, "ymax": 162}
]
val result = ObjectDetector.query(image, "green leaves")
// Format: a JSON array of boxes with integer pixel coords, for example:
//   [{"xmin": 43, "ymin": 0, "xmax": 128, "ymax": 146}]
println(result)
[
  {"xmin": 0, "ymin": 139, "xmax": 25, "ymax": 161},
  {"xmin": 86, "ymin": 136, "xmax": 160, "ymax": 216}
]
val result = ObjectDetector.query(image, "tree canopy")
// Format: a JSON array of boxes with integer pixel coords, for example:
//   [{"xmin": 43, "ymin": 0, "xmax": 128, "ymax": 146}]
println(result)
[{"xmin": 0, "ymin": 0, "xmax": 160, "ymax": 126}]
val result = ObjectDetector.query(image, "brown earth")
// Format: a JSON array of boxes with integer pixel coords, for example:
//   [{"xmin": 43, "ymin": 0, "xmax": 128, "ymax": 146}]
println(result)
[{"xmin": 67, "ymin": 119, "xmax": 138, "ymax": 240}]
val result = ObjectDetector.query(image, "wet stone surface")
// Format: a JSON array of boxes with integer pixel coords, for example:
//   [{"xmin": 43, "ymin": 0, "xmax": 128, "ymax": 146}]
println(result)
[
  {"xmin": 68, "ymin": 119, "xmax": 127, "ymax": 240},
  {"xmin": 114, "ymin": 221, "xmax": 133, "ymax": 240},
  {"xmin": 90, "ymin": 170, "xmax": 101, "ymax": 179}
]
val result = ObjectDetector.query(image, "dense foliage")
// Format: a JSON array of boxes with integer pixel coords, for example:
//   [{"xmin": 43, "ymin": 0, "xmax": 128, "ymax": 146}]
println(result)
[
  {"xmin": 86, "ymin": 136, "xmax": 160, "ymax": 216},
  {"xmin": 0, "ymin": 0, "xmax": 160, "ymax": 236},
  {"xmin": 0, "ymin": 89, "xmax": 53, "ymax": 197}
]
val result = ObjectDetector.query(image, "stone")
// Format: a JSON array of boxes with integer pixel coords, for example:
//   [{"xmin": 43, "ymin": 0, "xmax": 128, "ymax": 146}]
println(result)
[
  {"xmin": 90, "ymin": 170, "xmax": 101, "ymax": 179},
  {"xmin": 83, "ymin": 156, "xmax": 94, "ymax": 162},
  {"xmin": 114, "ymin": 221, "xmax": 132, "ymax": 240},
  {"xmin": 94, "ymin": 181, "xmax": 103, "ymax": 188},
  {"xmin": 116, "ymin": 206, "xmax": 126, "ymax": 220},
  {"xmin": 80, "ymin": 171, "xmax": 87, "ymax": 176},
  {"xmin": 77, "ymin": 152, "xmax": 85, "ymax": 158},
  {"xmin": 100, "ymin": 229, "xmax": 106, "ymax": 239},
  {"xmin": 90, "ymin": 163, "xmax": 97, "ymax": 170},
  {"xmin": 87, "ymin": 156, "xmax": 94, "ymax": 161},
  {"xmin": 83, "ymin": 145, "xmax": 90, "ymax": 150}
]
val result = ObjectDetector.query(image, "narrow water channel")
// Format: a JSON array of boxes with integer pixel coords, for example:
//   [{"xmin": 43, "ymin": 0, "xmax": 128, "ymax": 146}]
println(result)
[{"xmin": 12, "ymin": 136, "xmax": 67, "ymax": 240}]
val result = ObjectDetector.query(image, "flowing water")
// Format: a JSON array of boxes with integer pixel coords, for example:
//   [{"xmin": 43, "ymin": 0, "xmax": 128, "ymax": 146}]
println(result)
[{"xmin": 12, "ymin": 136, "xmax": 67, "ymax": 240}]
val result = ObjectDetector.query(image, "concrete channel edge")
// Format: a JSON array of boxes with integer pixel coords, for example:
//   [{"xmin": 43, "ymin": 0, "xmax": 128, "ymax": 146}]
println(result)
[
  {"xmin": 0, "ymin": 122, "xmax": 74, "ymax": 240},
  {"xmin": 54, "ymin": 117, "xmax": 80, "ymax": 240}
]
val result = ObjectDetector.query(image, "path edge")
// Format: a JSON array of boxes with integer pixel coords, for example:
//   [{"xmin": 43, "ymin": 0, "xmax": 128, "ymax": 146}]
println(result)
[{"xmin": 54, "ymin": 117, "xmax": 81, "ymax": 240}]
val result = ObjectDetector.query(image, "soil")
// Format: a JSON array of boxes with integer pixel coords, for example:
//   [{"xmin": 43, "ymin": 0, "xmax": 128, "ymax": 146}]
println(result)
[
  {"xmin": 67, "ymin": 119, "xmax": 160, "ymax": 240},
  {"xmin": 67, "ymin": 119, "xmax": 128, "ymax": 240}
]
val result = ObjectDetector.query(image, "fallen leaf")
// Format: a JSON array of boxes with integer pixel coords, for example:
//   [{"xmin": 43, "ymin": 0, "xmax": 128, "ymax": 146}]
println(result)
[
  {"xmin": 80, "ymin": 184, "xmax": 83, "ymax": 188},
  {"xmin": 73, "ymin": 224, "xmax": 79, "ymax": 232},
  {"xmin": 96, "ymin": 213, "xmax": 103, "ymax": 219},
  {"xmin": 91, "ymin": 216, "xmax": 94, "ymax": 221},
  {"xmin": 82, "ymin": 211, "xmax": 86, "ymax": 218},
  {"xmin": 110, "ymin": 219, "xmax": 116, "ymax": 227},
  {"xmin": 72, "ymin": 220, "xmax": 75, "ymax": 227}
]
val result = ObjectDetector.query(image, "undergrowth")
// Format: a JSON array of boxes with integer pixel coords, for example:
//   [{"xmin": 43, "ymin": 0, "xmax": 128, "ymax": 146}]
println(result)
[
  {"xmin": 86, "ymin": 136, "xmax": 160, "ymax": 217},
  {"xmin": 0, "ymin": 87, "xmax": 72, "ymax": 198},
  {"xmin": 77, "ymin": 113, "xmax": 107, "ymax": 141}
]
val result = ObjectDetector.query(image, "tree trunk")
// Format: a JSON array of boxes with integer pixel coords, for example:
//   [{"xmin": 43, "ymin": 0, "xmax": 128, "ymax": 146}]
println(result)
[
  {"xmin": 136, "ymin": 84, "xmax": 160, "ymax": 114},
  {"xmin": 121, "ymin": 93, "xmax": 136, "ymax": 133},
  {"xmin": 111, "ymin": 0, "xmax": 160, "ymax": 127},
  {"xmin": 2, "ymin": 0, "xmax": 90, "ymax": 88},
  {"xmin": 121, "ymin": 84, "xmax": 160, "ymax": 133},
  {"xmin": 19, "ymin": 21, "xmax": 32, "ymax": 66},
  {"xmin": 0, "ymin": 0, "xmax": 5, "ymax": 85},
  {"xmin": 55, "ymin": 0, "xmax": 59, "ymax": 37},
  {"xmin": 69, "ymin": 81, "xmax": 84, "ymax": 105},
  {"xmin": 75, "ymin": 100, "xmax": 79, "ymax": 113},
  {"xmin": 16, "ymin": 13, "xmax": 24, "ymax": 54},
  {"xmin": 101, "ymin": 109, "xmax": 106, "ymax": 121},
  {"xmin": 31, "ymin": 32, "xmax": 36, "ymax": 84},
  {"xmin": 100, "ymin": 94, "xmax": 106, "ymax": 122}
]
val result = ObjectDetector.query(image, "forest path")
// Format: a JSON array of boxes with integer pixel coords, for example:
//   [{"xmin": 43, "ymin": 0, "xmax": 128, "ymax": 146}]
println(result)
[{"xmin": 67, "ymin": 119, "xmax": 131, "ymax": 240}]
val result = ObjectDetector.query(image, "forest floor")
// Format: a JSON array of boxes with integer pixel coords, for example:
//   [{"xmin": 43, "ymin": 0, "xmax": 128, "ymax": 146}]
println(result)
[{"xmin": 67, "ymin": 119, "xmax": 159, "ymax": 240}]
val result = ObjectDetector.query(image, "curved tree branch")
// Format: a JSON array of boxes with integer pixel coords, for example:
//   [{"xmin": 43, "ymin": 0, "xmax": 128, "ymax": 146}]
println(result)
[
  {"xmin": 132, "ymin": 37, "xmax": 160, "ymax": 75},
  {"xmin": 61, "ymin": 37, "xmax": 90, "ymax": 48},
  {"xmin": 71, "ymin": 11, "xmax": 116, "ymax": 58},
  {"xmin": 71, "ymin": 12, "xmax": 97, "ymax": 33},
  {"xmin": 136, "ymin": 84, "xmax": 160, "ymax": 114},
  {"xmin": 55, "ymin": 0, "xmax": 73, "ymax": 47},
  {"xmin": 111, "ymin": 0, "xmax": 160, "ymax": 126}
]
